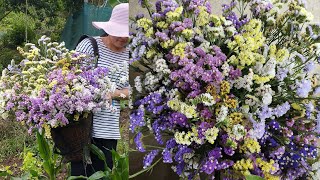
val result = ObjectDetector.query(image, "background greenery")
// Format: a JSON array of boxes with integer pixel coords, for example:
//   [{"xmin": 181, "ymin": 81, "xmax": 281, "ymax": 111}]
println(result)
[{"xmin": 0, "ymin": 0, "xmax": 129, "ymax": 178}]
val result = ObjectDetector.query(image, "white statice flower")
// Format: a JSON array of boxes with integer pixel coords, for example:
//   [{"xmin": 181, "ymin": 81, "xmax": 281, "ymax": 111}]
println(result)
[
  {"xmin": 134, "ymin": 76, "xmax": 143, "ymax": 93},
  {"xmin": 144, "ymin": 72, "xmax": 160, "ymax": 91},
  {"xmin": 119, "ymin": 75, "xmax": 128, "ymax": 85},
  {"xmin": 254, "ymin": 58, "xmax": 276, "ymax": 77},
  {"xmin": 174, "ymin": 131, "xmax": 192, "ymax": 146},
  {"xmin": 232, "ymin": 124, "xmax": 246, "ymax": 140},
  {"xmin": 245, "ymin": 94, "xmax": 260, "ymax": 107},
  {"xmin": 262, "ymin": 93, "xmax": 272, "ymax": 106},
  {"xmin": 199, "ymin": 40, "xmax": 211, "ymax": 53},
  {"xmin": 155, "ymin": 58, "xmax": 171, "ymax": 74},
  {"xmin": 146, "ymin": 117, "xmax": 153, "ymax": 132},
  {"xmin": 204, "ymin": 127, "xmax": 219, "ymax": 144},
  {"xmin": 168, "ymin": 88, "xmax": 180, "ymax": 99},
  {"xmin": 225, "ymin": 26, "xmax": 236, "ymax": 36},
  {"xmin": 311, "ymin": 161, "xmax": 320, "ymax": 179},
  {"xmin": 234, "ymin": 68, "xmax": 254, "ymax": 92},
  {"xmin": 155, "ymin": 86, "xmax": 166, "ymax": 94},
  {"xmin": 199, "ymin": 93, "xmax": 216, "ymax": 106},
  {"xmin": 221, "ymin": 62, "xmax": 231, "ymax": 77},
  {"xmin": 87, "ymin": 102, "xmax": 96, "ymax": 111},
  {"xmin": 216, "ymin": 105, "xmax": 228, "ymax": 122}
]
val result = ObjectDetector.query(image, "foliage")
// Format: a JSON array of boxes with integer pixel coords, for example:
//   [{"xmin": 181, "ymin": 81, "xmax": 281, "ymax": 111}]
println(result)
[
  {"xmin": 68, "ymin": 144, "xmax": 129, "ymax": 180},
  {"xmin": 130, "ymin": 0, "xmax": 320, "ymax": 179}
]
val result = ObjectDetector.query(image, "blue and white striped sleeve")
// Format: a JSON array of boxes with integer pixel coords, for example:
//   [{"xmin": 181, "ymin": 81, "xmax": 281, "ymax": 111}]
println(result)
[{"xmin": 75, "ymin": 38, "xmax": 94, "ymax": 55}]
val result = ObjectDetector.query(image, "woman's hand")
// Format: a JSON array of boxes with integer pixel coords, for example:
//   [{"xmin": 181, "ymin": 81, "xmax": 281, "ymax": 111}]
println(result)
[{"xmin": 110, "ymin": 88, "xmax": 129, "ymax": 100}]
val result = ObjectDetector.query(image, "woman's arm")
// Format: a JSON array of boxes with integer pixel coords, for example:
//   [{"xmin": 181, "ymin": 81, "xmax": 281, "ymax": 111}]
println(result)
[{"xmin": 111, "ymin": 88, "xmax": 129, "ymax": 100}]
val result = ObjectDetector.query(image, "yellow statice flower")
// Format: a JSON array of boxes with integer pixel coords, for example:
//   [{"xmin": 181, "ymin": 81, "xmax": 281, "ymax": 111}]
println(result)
[
  {"xmin": 256, "ymin": 158, "xmax": 279, "ymax": 180},
  {"xmin": 196, "ymin": 6, "xmax": 210, "ymax": 27},
  {"xmin": 269, "ymin": 44, "xmax": 277, "ymax": 58},
  {"xmin": 172, "ymin": 42, "xmax": 187, "ymax": 58},
  {"xmin": 166, "ymin": 6, "xmax": 183, "ymax": 22},
  {"xmin": 206, "ymin": 85, "xmax": 219, "ymax": 99},
  {"xmin": 253, "ymin": 75, "xmax": 272, "ymax": 84},
  {"xmin": 210, "ymin": 15, "xmax": 221, "ymax": 26},
  {"xmin": 146, "ymin": 49, "xmax": 157, "ymax": 59},
  {"xmin": 182, "ymin": 29, "xmax": 194, "ymax": 40},
  {"xmin": 137, "ymin": 18, "xmax": 153, "ymax": 31},
  {"xmin": 275, "ymin": 48, "xmax": 289, "ymax": 62},
  {"xmin": 168, "ymin": 99, "xmax": 181, "ymax": 111},
  {"xmin": 233, "ymin": 159, "xmax": 254, "ymax": 176},
  {"xmin": 191, "ymin": 126, "xmax": 202, "ymax": 144},
  {"xmin": 174, "ymin": 131, "xmax": 193, "ymax": 146},
  {"xmin": 204, "ymin": 127, "xmax": 219, "ymax": 144},
  {"xmin": 229, "ymin": 112, "xmax": 243, "ymax": 125},
  {"xmin": 220, "ymin": 81, "xmax": 230, "ymax": 96},
  {"xmin": 160, "ymin": 39, "xmax": 175, "ymax": 49},
  {"xmin": 145, "ymin": 27, "xmax": 154, "ymax": 38},
  {"xmin": 224, "ymin": 96, "xmax": 238, "ymax": 109},
  {"xmin": 156, "ymin": 21, "xmax": 169, "ymax": 29},
  {"xmin": 180, "ymin": 103, "xmax": 198, "ymax": 118},
  {"xmin": 43, "ymin": 124, "xmax": 52, "ymax": 139},
  {"xmin": 240, "ymin": 138, "xmax": 261, "ymax": 153}
]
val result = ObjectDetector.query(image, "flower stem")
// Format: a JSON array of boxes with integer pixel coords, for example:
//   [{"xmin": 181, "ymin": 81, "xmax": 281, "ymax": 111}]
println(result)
[{"xmin": 129, "ymin": 157, "xmax": 163, "ymax": 179}]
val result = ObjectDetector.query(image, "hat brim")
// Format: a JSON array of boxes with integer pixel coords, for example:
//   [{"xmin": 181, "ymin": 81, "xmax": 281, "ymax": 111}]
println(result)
[{"xmin": 92, "ymin": 21, "xmax": 129, "ymax": 37}]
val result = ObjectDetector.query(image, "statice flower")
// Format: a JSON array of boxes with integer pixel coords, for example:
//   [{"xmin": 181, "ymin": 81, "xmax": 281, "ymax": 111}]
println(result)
[
  {"xmin": 143, "ymin": 150, "xmax": 160, "ymax": 169},
  {"xmin": 296, "ymin": 79, "xmax": 312, "ymax": 98}
]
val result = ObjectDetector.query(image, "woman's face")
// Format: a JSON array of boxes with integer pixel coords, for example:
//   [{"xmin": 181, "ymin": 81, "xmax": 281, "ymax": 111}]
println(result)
[{"xmin": 108, "ymin": 35, "xmax": 129, "ymax": 48}]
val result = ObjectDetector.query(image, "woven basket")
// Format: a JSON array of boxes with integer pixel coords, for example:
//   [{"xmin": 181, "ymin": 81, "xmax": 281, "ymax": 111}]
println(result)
[{"xmin": 51, "ymin": 113, "xmax": 93, "ymax": 163}]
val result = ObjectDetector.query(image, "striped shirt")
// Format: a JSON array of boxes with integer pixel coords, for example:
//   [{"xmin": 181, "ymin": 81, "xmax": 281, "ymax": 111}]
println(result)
[{"xmin": 76, "ymin": 37, "xmax": 128, "ymax": 139}]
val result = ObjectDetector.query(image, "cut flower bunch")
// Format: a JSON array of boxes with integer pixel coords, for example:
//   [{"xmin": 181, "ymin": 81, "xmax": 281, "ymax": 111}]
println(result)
[
  {"xmin": 130, "ymin": 0, "xmax": 320, "ymax": 179},
  {"xmin": 0, "ymin": 35, "xmax": 126, "ymax": 135}
]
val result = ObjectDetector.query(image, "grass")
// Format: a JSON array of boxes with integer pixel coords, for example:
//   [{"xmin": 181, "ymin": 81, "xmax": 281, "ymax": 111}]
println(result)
[{"xmin": 0, "ymin": 120, "xmax": 35, "ymax": 163}]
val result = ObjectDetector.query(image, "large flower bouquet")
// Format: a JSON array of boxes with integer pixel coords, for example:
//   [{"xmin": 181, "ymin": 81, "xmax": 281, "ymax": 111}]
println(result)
[
  {"xmin": 130, "ymin": 0, "xmax": 320, "ymax": 179},
  {"xmin": 0, "ymin": 36, "xmax": 126, "ymax": 135}
]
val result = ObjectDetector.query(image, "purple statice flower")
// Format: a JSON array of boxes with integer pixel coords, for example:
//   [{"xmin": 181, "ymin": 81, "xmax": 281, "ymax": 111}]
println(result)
[
  {"xmin": 273, "ymin": 101, "xmax": 290, "ymax": 118},
  {"xmin": 249, "ymin": 120, "xmax": 266, "ymax": 139},
  {"xmin": 316, "ymin": 112, "xmax": 320, "ymax": 133},
  {"xmin": 304, "ymin": 61, "xmax": 315, "ymax": 73},
  {"xmin": 268, "ymin": 120, "xmax": 281, "ymax": 131},
  {"xmin": 15, "ymin": 110, "xmax": 27, "ymax": 122},
  {"xmin": 276, "ymin": 67, "xmax": 289, "ymax": 81},
  {"xmin": 135, "ymin": 13, "xmax": 145, "ymax": 20},
  {"xmin": 143, "ymin": 150, "xmax": 160, "ymax": 169},
  {"xmin": 194, "ymin": 47, "xmax": 206, "ymax": 58},
  {"xmin": 305, "ymin": 102, "xmax": 314, "ymax": 119},
  {"xmin": 162, "ymin": 148, "xmax": 173, "ymax": 163},
  {"xmin": 222, "ymin": 1, "xmax": 237, "ymax": 13},
  {"xmin": 54, "ymin": 111, "xmax": 69, "ymax": 126},
  {"xmin": 134, "ymin": 132, "xmax": 146, "ymax": 152},
  {"xmin": 258, "ymin": 106, "xmax": 273, "ymax": 121},
  {"xmin": 152, "ymin": 119, "xmax": 165, "ymax": 145},
  {"xmin": 182, "ymin": 18, "xmax": 193, "ymax": 28},
  {"xmin": 229, "ymin": 66, "xmax": 242, "ymax": 80},
  {"xmin": 313, "ymin": 87, "xmax": 320, "ymax": 96},
  {"xmin": 200, "ymin": 107, "xmax": 213, "ymax": 119},
  {"xmin": 216, "ymin": 160, "xmax": 234, "ymax": 170},
  {"xmin": 170, "ymin": 21, "xmax": 185, "ymax": 32},
  {"xmin": 223, "ymin": 147, "xmax": 235, "ymax": 156},
  {"xmin": 270, "ymin": 146, "xmax": 285, "ymax": 160},
  {"xmin": 296, "ymin": 79, "xmax": 312, "ymax": 98},
  {"xmin": 174, "ymin": 145, "xmax": 193, "ymax": 163},
  {"xmin": 155, "ymin": 32, "xmax": 169, "ymax": 41},
  {"xmin": 251, "ymin": 0, "xmax": 273, "ymax": 17},
  {"xmin": 166, "ymin": 138, "xmax": 177, "ymax": 149},
  {"xmin": 129, "ymin": 106, "xmax": 145, "ymax": 132},
  {"xmin": 208, "ymin": 147, "xmax": 222, "ymax": 159},
  {"xmin": 197, "ymin": 121, "xmax": 213, "ymax": 139},
  {"xmin": 5, "ymin": 101, "xmax": 15, "ymax": 110},
  {"xmin": 176, "ymin": 162, "xmax": 185, "ymax": 176},
  {"xmin": 201, "ymin": 157, "xmax": 218, "ymax": 175},
  {"xmin": 169, "ymin": 112, "xmax": 189, "ymax": 127}
]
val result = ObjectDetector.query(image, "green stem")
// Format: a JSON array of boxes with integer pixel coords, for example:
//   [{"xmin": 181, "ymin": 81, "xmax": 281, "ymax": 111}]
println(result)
[{"xmin": 129, "ymin": 157, "xmax": 163, "ymax": 179}]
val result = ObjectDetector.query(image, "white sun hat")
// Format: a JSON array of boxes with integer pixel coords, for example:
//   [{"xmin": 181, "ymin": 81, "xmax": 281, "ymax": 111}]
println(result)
[{"xmin": 92, "ymin": 3, "xmax": 129, "ymax": 37}]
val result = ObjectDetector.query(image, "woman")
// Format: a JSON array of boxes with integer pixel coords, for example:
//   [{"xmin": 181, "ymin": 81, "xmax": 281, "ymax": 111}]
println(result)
[{"xmin": 72, "ymin": 3, "xmax": 129, "ymax": 176}]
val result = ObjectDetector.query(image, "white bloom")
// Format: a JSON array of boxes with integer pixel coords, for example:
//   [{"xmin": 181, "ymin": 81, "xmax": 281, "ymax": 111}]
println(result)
[
  {"xmin": 221, "ymin": 62, "xmax": 230, "ymax": 77},
  {"xmin": 262, "ymin": 93, "xmax": 272, "ymax": 106},
  {"xmin": 217, "ymin": 105, "xmax": 228, "ymax": 122},
  {"xmin": 232, "ymin": 124, "xmax": 246, "ymax": 140},
  {"xmin": 155, "ymin": 58, "xmax": 171, "ymax": 74},
  {"xmin": 234, "ymin": 68, "xmax": 254, "ymax": 92},
  {"xmin": 199, "ymin": 93, "xmax": 216, "ymax": 106}
]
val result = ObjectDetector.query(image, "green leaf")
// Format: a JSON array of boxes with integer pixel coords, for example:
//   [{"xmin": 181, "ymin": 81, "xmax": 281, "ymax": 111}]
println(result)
[
  {"xmin": 245, "ymin": 175, "xmax": 265, "ymax": 180},
  {"xmin": 0, "ymin": 171, "xmax": 10, "ymax": 177},
  {"xmin": 36, "ymin": 131, "xmax": 51, "ymax": 161},
  {"xmin": 88, "ymin": 171, "xmax": 106, "ymax": 180},
  {"xmin": 67, "ymin": 175, "xmax": 88, "ymax": 180},
  {"xmin": 90, "ymin": 144, "xmax": 109, "ymax": 171}
]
